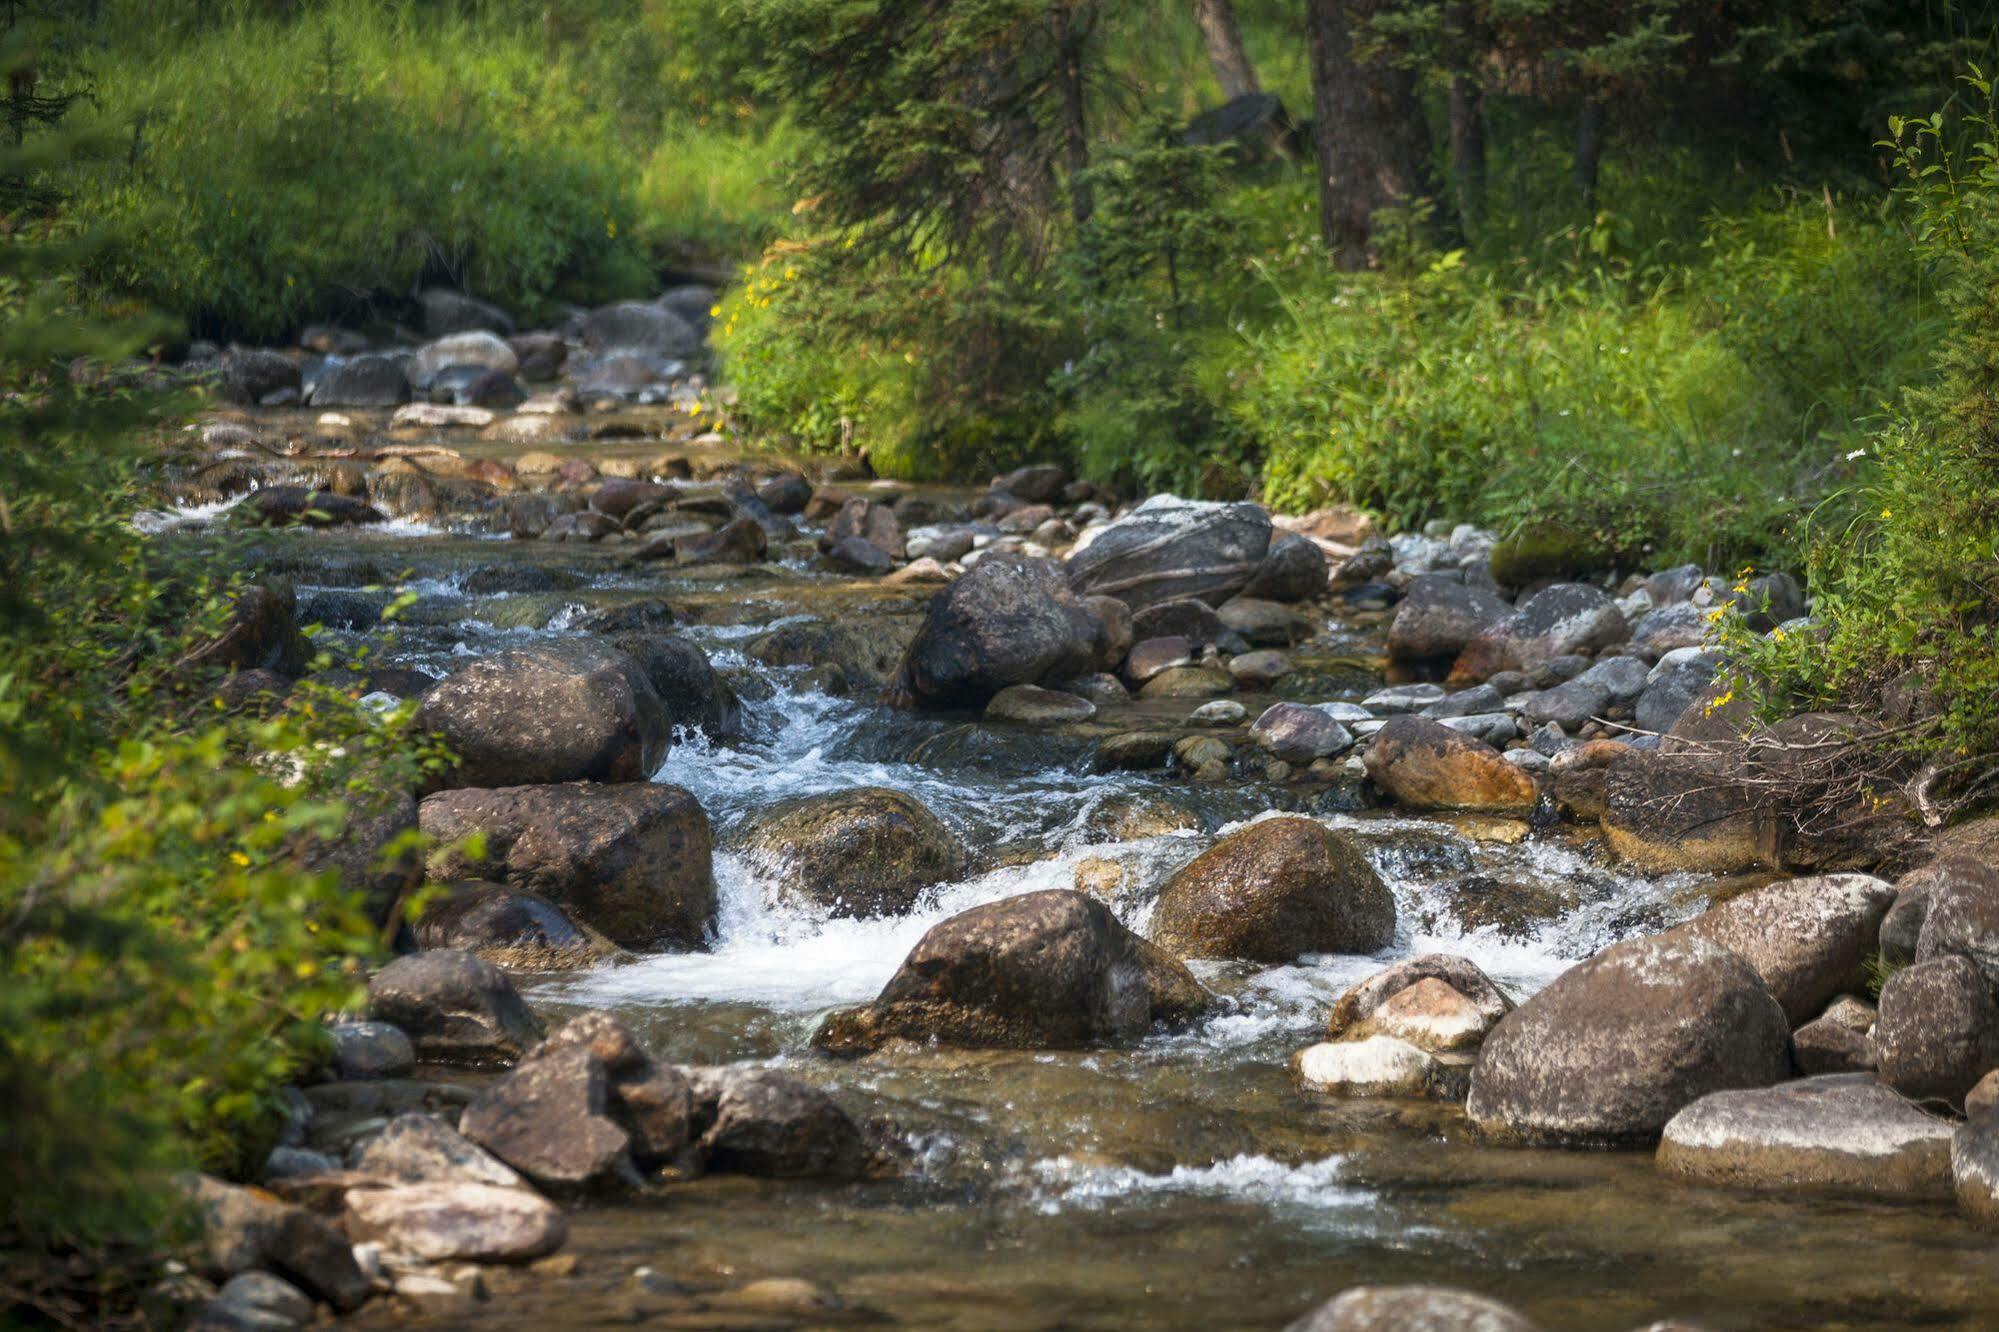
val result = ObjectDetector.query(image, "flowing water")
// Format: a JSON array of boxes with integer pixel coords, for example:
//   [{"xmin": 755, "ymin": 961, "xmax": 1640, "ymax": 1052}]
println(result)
[{"xmin": 202, "ymin": 493, "xmax": 1999, "ymax": 1332}]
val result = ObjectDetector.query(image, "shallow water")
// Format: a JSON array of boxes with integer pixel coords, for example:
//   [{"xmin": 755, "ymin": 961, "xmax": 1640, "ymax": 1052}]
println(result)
[{"xmin": 232, "ymin": 515, "xmax": 1999, "ymax": 1332}]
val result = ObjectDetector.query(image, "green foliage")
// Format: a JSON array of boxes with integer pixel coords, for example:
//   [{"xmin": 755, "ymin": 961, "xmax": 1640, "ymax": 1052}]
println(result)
[
  {"xmin": 1740, "ymin": 72, "xmax": 1999, "ymax": 790},
  {"xmin": 0, "ymin": 92, "xmax": 433, "ymax": 1267}
]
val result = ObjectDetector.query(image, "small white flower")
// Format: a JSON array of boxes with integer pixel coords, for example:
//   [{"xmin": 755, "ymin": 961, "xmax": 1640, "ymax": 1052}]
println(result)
[{"xmin": 1845, "ymin": 448, "xmax": 1868, "ymax": 461}]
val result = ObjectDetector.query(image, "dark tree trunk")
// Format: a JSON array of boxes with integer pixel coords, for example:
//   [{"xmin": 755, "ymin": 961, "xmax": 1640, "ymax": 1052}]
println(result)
[
  {"xmin": 1306, "ymin": 0, "xmax": 1431, "ymax": 269},
  {"xmin": 1194, "ymin": 0, "xmax": 1261, "ymax": 101},
  {"xmin": 1574, "ymin": 97, "xmax": 1606, "ymax": 215},
  {"xmin": 1444, "ymin": 0, "xmax": 1485, "ymax": 237},
  {"xmin": 1051, "ymin": 2, "xmax": 1094, "ymax": 226}
]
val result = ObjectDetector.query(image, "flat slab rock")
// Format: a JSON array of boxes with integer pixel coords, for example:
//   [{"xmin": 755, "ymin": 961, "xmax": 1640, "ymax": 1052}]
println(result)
[
  {"xmin": 343, "ymin": 1181, "xmax": 567, "ymax": 1263},
  {"xmin": 1657, "ymin": 1074, "xmax": 1953, "ymax": 1199}
]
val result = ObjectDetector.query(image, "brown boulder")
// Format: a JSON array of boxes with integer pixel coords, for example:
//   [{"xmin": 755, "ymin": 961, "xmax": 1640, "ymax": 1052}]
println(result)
[
  {"xmin": 1148, "ymin": 817, "xmax": 1394, "ymax": 962},
  {"xmin": 1362, "ymin": 716, "xmax": 1537, "ymax": 814}
]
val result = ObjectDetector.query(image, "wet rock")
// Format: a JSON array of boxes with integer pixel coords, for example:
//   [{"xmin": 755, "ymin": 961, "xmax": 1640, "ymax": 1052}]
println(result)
[
  {"xmin": 1952, "ymin": 1113, "xmax": 1999, "ymax": 1223},
  {"xmin": 421, "ymin": 288, "xmax": 514, "ymax": 337},
  {"xmin": 1149, "ymin": 817, "xmax": 1393, "ymax": 962},
  {"xmin": 1874, "ymin": 954, "xmax": 1999, "ymax": 1107},
  {"xmin": 986, "ymin": 683, "xmax": 1097, "ymax": 725},
  {"xmin": 218, "ymin": 349, "xmax": 304, "ymax": 408},
  {"xmin": 1250, "ymin": 703, "xmax": 1353, "ymax": 762},
  {"xmin": 1189, "ymin": 699, "xmax": 1248, "ymax": 725},
  {"xmin": 1634, "ymin": 649, "xmax": 1720, "ymax": 735},
  {"xmin": 508, "ymin": 331, "xmax": 568, "ymax": 380},
  {"xmin": 459, "ymin": 1043, "xmax": 634, "ymax": 1191},
  {"xmin": 612, "ymin": 632, "xmax": 741, "ymax": 738},
  {"xmin": 1065, "ymin": 495, "xmax": 1273, "ymax": 613},
  {"xmin": 1132, "ymin": 598, "xmax": 1224, "ymax": 647},
  {"xmin": 687, "ymin": 1066, "xmax": 865, "ymax": 1179},
  {"xmin": 351, "ymin": 1113, "xmax": 525, "ymax": 1188},
  {"xmin": 1658, "ymin": 1074, "xmax": 1953, "ymax": 1199},
  {"xmin": 417, "ymin": 642, "xmax": 670, "ymax": 790},
  {"xmin": 750, "ymin": 618, "xmax": 913, "ymax": 693},
  {"xmin": 1363, "ymin": 716, "xmax": 1538, "ymax": 815},
  {"xmin": 815, "ymin": 889, "xmax": 1211, "ymax": 1052},
  {"xmin": 1071, "ymin": 673, "xmax": 1130, "ymax": 705},
  {"xmin": 420, "ymin": 782, "xmax": 716, "ymax": 949},
  {"xmin": 1285, "ymin": 1285, "xmax": 1541, "ymax": 1332},
  {"xmin": 204, "ymin": 1272, "xmax": 313, "ymax": 1331},
  {"xmin": 1219, "ymin": 596, "xmax": 1314, "ymax": 646},
  {"xmin": 1454, "ymin": 583, "xmax": 1628, "ymax": 679},
  {"xmin": 546, "ymin": 510, "xmax": 620, "ymax": 543},
  {"xmin": 1669, "ymin": 874, "xmax": 1896, "ymax": 1023},
  {"xmin": 329, "ymin": 1021, "xmax": 415, "ymax": 1080},
  {"xmin": 825, "ymin": 534, "xmax": 895, "ymax": 574},
  {"xmin": 1093, "ymin": 731, "xmax": 1177, "ymax": 772},
  {"xmin": 1915, "ymin": 856, "xmax": 1999, "ymax": 993},
  {"xmin": 580, "ymin": 300, "xmax": 702, "ymax": 358},
  {"xmin": 240, "ymin": 485, "xmax": 384, "ymax": 529},
  {"xmin": 1602, "ymin": 750, "xmax": 1772, "ymax": 875},
  {"xmin": 1124, "ymin": 636, "xmax": 1195, "ymax": 684},
  {"xmin": 1791, "ymin": 996, "xmax": 1879, "ymax": 1075},
  {"xmin": 409, "ymin": 330, "xmax": 518, "ymax": 389},
  {"xmin": 1386, "ymin": 575, "xmax": 1513, "ymax": 662},
  {"xmin": 591, "ymin": 478, "xmax": 676, "ymax": 522},
  {"xmin": 413, "ymin": 882, "xmax": 616, "ymax": 970},
  {"xmin": 345, "ymin": 1181, "xmax": 565, "ymax": 1264},
  {"xmin": 739, "ymin": 786, "xmax": 969, "ymax": 919},
  {"xmin": 310, "ymin": 351, "xmax": 413, "ymax": 407},
  {"xmin": 822, "ymin": 496, "xmax": 907, "ymax": 561},
  {"xmin": 1518, "ymin": 678, "xmax": 1606, "ymax": 733},
  {"xmin": 1243, "ymin": 532, "xmax": 1330, "ymax": 602},
  {"xmin": 1467, "ymin": 935, "xmax": 1792, "ymax": 1146},
  {"xmin": 1362, "ymin": 683, "xmax": 1447, "ymax": 714},
  {"xmin": 899, "ymin": 553, "xmax": 1103, "ymax": 708},
  {"xmin": 367, "ymin": 951, "xmax": 545, "ymax": 1067},
  {"xmin": 1138, "ymin": 665, "xmax": 1233, "ymax": 699},
  {"xmin": 997, "ymin": 463, "xmax": 1068, "ymax": 503},
  {"xmin": 755, "ymin": 470, "xmax": 813, "ymax": 514},
  {"xmin": 1228, "ymin": 649, "xmax": 1293, "ymax": 689},
  {"xmin": 673, "ymin": 516, "xmax": 768, "ymax": 564},
  {"xmin": 1328, "ymin": 954, "xmax": 1512, "ymax": 1053},
  {"xmin": 181, "ymin": 1174, "xmax": 369, "ymax": 1311},
  {"xmin": 1293, "ymin": 1036, "xmax": 1439, "ymax": 1098}
]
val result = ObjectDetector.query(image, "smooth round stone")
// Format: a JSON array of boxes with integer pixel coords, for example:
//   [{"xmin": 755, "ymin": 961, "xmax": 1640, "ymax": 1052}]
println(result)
[
  {"xmin": 1294, "ymin": 1036, "xmax": 1438, "ymax": 1098},
  {"xmin": 343, "ymin": 1182, "xmax": 568, "ymax": 1264},
  {"xmin": 984, "ymin": 683, "xmax": 1097, "ymax": 725},
  {"xmin": 1138, "ymin": 666, "xmax": 1234, "ymax": 700},
  {"xmin": 1658, "ymin": 1074, "xmax": 1954, "ymax": 1199},
  {"xmin": 1188, "ymin": 699, "xmax": 1248, "ymax": 726},
  {"xmin": 328, "ymin": 1020, "xmax": 416, "ymax": 1080}
]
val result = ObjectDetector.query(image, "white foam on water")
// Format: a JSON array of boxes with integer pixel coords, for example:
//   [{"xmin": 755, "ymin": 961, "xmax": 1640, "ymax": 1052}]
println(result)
[
  {"xmin": 131, "ymin": 495, "xmax": 242, "ymax": 533},
  {"xmin": 1026, "ymin": 1152, "xmax": 1369, "ymax": 1222}
]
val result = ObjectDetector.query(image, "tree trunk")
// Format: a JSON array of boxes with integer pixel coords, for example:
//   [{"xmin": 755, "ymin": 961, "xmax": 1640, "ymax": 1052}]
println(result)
[
  {"xmin": 1306, "ymin": 0, "xmax": 1431, "ymax": 269},
  {"xmin": 1574, "ymin": 97, "xmax": 1606, "ymax": 216},
  {"xmin": 1050, "ymin": 2, "xmax": 1095, "ymax": 226},
  {"xmin": 1444, "ymin": 0, "xmax": 1485, "ymax": 237},
  {"xmin": 1193, "ymin": 0, "xmax": 1261, "ymax": 101}
]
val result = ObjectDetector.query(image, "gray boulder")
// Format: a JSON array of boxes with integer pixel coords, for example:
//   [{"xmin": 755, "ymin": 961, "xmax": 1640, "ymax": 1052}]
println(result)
[
  {"xmin": 1875, "ymin": 954, "xmax": 1999, "ymax": 1106},
  {"xmin": 1386, "ymin": 575, "xmax": 1512, "ymax": 662},
  {"xmin": 737, "ymin": 786, "xmax": 968, "ymax": 918},
  {"xmin": 367, "ymin": 951, "xmax": 545, "ymax": 1067},
  {"xmin": 580, "ymin": 300, "xmax": 703, "ymax": 358},
  {"xmin": 309, "ymin": 351, "xmax": 414, "ymax": 407},
  {"xmin": 1670, "ymin": 874, "xmax": 1896, "ymax": 1024},
  {"xmin": 898, "ymin": 554, "xmax": 1103, "ymax": 708},
  {"xmin": 1467, "ymin": 935, "xmax": 1791, "ymax": 1145},
  {"xmin": 815, "ymin": 889, "xmax": 1211, "ymax": 1052},
  {"xmin": 1149, "ymin": 817, "xmax": 1393, "ymax": 962},
  {"xmin": 1250, "ymin": 702, "xmax": 1353, "ymax": 762},
  {"xmin": 1065, "ymin": 495, "xmax": 1273, "ymax": 613},
  {"xmin": 1658, "ymin": 1074, "xmax": 1952, "ymax": 1199},
  {"xmin": 343, "ymin": 1182, "xmax": 566, "ymax": 1264},
  {"xmin": 1915, "ymin": 856, "xmax": 1999, "ymax": 993},
  {"xmin": 417, "ymin": 642, "xmax": 670, "ymax": 790}
]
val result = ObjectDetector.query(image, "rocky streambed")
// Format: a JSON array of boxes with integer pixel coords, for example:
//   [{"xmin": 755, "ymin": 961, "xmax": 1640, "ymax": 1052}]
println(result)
[{"xmin": 152, "ymin": 393, "xmax": 1999, "ymax": 1331}]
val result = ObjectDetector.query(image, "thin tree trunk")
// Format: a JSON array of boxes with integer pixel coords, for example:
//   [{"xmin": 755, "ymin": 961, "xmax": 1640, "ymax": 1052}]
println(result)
[
  {"xmin": 1051, "ymin": 2, "xmax": 1094, "ymax": 226},
  {"xmin": 1194, "ymin": 0, "xmax": 1260, "ymax": 101},
  {"xmin": 1444, "ymin": 0, "xmax": 1485, "ymax": 237},
  {"xmin": 1574, "ymin": 97, "xmax": 1606, "ymax": 215},
  {"xmin": 1306, "ymin": 0, "xmax": 1430, "ymax": 269}
]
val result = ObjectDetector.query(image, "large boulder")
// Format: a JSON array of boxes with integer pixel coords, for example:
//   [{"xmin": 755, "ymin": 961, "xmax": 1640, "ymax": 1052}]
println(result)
[
  {"xmin": 737, "ymin": 787, "xmax": 969, "ymax": 918},
  {"xmin": 1657, "ymin": 1074, "xmax": 1954, "ymax": 1199},
  {"xmin": 814, "ymin": 889, "xmax": 1211, "ymax": 1053},
  {"xmin": 408, "ymin": 331, "xmax": 518, "ymax": 390},
  {"xmin": 1952, "ymin": 1113, "xmax": 1999, "ymax": 1224},
  {"xmin": 218, "ymin": 348, "xmax": 301, "ymax": 405},
  {"xmin": 1386, "ymin": 575, "xmax": 1512, "ymax": 663},
  {"xmin": 1915, "ymin": 856, "xmax": 1999, "ymax": 994},
  {"xmin": 1601, "ymin": 750, "xmax": 1773, "ymax": 874},
  {"xmin": 1065, "ymin": 495, "xmax": 1273, "ymax": 613},
  {"xmin": 181, "ymin": 1175, "xmax": 370, "ymax": 1311},
  {"xmin": 367, "ymin": 950, "xmax": 545, "ymax": 1067},
  {"xmin": 1453, "ymin": 583, "xmax": 1628, "ymax": 679},
  {"xmin": 1874, "ymin": 954, "xmax": 1999, "ymax": 1106},
  {"xmin": 417, "ymin": 642, "xmax": 670, "ymax": 790},
  {"xmin": 420, "ymin": 782, "xmax": 715, "ymax": 949},
  {"xmin": 821, "ymin": 497, "xmax": 906, "ymax": 561},
  {"xmin": 343, "ymin": 1183, "xmax": 566, "ymax": 1264},
  {"xmin": 1148, "ymin": 817, "xmax": 1394, "ymax": 962},
  {"xmin": 579, "ymin": 300, "xmax": 703, "ymax": 358},
  {"xmin": 310, "ymin": 351, "xmax": 414, "ymax": 407},
  {"xmin": 611, "ymin": 632, "xmax": 742, "ymax": 739},
  {"xmin": 1293, "ymin": 1036, "xmax": 1440, "ymax": 1099},
  {"xmin": 1243, "ymin": 532, "xmax": 1331, "ymax": 602},
  {"xmin": 1363, "ymin": 716, "xmax": 1538, "ymax": 814},
  {"xmin": 1467, "ymin": 935, "xmax": 1792, "ymax": 1146},
  {"xmin": 1669, "ymin": 874, "xmax": 1896, "ymax": 1023},
  {"xmin": 898, "ymin": 553, "xmax": 1103, "ymax": 708},
  {"xmin": 412, "ymin": 882, "xmax": 617, "ymax": 971},
  {"xmin": 351, "ymin": 1113, "xmax": 524, "ymax": 1188},
  {"xmin": 1285, "ymin": 1286, "xmax": 1541, "ymax": 1332},
  {"xmin": 686, "ymin": 1066, "xmax": 866, "ymax": 1180}
]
